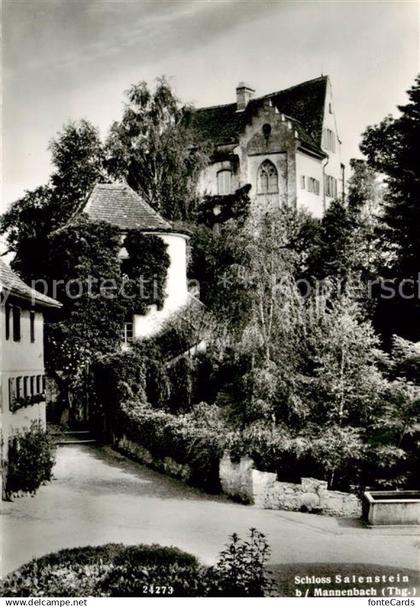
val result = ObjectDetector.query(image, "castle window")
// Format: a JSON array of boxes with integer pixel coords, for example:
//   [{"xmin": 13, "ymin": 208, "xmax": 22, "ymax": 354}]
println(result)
[
  {"xmin": 300, "ymin": 176, "xmax": 306, "ymax": 190},
  {"xmin": 257, "ymin": 160, "xmax": 278, "ymax": 194},
  {"xmin": 262, "ymin": 123, "xmax": 272, "ymax": 138},
  {"xmin": 121, "ymin": 321, "xmax": 134, "ymax": 345},
  {"xmin": 329, "ymin": 102, "xmax": 333, "ymax": 114},
  {"xmin": 217, "ymin": 170, "xmax": 232, "ymax": 195},
  {"xmin": 325, "ymin": 174, "xmax": 338, "ymax": 198},
  {"xmin": 307, "ymin": 177, "xmax": 320, "ymax": 195}
]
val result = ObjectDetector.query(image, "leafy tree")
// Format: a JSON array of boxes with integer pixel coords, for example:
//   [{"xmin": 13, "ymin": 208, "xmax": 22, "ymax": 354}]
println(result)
[
  {"xmin": 308, "ymin": 199, "xmax": 362, "ymax": 283},
  {"xmin": 0, "ymin": 120, "xmax": 105, "ymax": 283},
  {"xmin": 347, "ymin": 158, "xmax": 384, "ymax": 217},
  {"xmin": 49, "ymin": 119, "xmax": 106, "ymax": 219},
  {"xmin": 0, "ymin": 185, "xmax": 55, "ymax": 283},
  {"xmin": 105, "ymin": 77, "xmax": 208, "ymax": 221},
  {"xmin": 241, "ymin": 210, "xmax": 299, "ymax": 365},
  {"xmin": 189, "ymin": 221, "xmax": 252, "ymax": 330},
  {"xmin": 301, "ymin": 293, "xmax": 383, "ymax": 427}
]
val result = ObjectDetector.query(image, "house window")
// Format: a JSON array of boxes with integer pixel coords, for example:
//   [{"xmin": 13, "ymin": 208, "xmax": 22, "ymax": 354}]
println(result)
[
  {"xmin": 217, "ymin": 170, "xmax": 232, "ymax": 195},
  {"xmin": 121, "ymin": 322, "xmax": 134, "ymax": 345},
  {"xmin": 36, "ymin": 375, "xmax": 42, "ymax": 394},
  {"xmin": 30, "ymin": 376, "xmax": 35, "ymax": 395},
  {"xmin": 257, "ymin": 160, "xmax": 279, "ymax": 194},
  {"xmin": 12, "ymin": 307, "xmax": 21, "ymax": 342},
  {"xmin": 30, "ymin": 311, "xmax": 35, "ymax": 342},
  {"xmin": 325, "ymin": 174, "xmax": 338, "ymax": 198},
  {"xmin": 300, "ymin": 176, "xmax": 306, "ymax": 189},
  {"xmin": 23, "ymin": 376, "xmax": 29, "ymax": 398},
  {"xmin": 16, "ymin": 377, "xmax": 22, "ymax": 399},
  {"xmin": 8, "ymin": 378, "xmax": 16, "ymax": 409},
  {"xmin": 5, "ymin": 304, "xmax": 11, "ymax": 340},
  {"xmin": 323, "ymin": 128, "xmax": 336, "ymax": 153},
  {"xmin": 307, "ymin": 178, "xmax": 320, "ymax": 195}
]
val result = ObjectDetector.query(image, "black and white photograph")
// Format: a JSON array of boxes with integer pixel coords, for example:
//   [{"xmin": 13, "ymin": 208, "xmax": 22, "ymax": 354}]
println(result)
[{"xmin": 0, "ymin": 0, "xmax": 419, "ymax": 601}]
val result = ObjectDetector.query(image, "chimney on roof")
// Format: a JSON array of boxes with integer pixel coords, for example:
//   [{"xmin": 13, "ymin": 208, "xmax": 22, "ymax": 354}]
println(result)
[{"xmin": 236, "ymin": 82, "xmax": 255, "ymax": 111}]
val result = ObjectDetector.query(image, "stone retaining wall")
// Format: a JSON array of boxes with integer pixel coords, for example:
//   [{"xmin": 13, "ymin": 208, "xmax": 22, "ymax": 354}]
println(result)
[{"xmin": 219, "ymin": 452, "xmax": 362, "ymax": 518}]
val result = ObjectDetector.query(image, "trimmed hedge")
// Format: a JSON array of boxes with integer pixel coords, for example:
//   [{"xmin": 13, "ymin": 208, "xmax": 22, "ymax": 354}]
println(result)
[
  {"xmin": 116, "ymin": 401, "xmax": 224, "ymax": 490},
  {"xmin": 0, "ymin": 530, "xmax": 274, "ymax": 597},
  {"xmin": 0, "ymin": 544, "xmax": 201, "ymax": 597}
]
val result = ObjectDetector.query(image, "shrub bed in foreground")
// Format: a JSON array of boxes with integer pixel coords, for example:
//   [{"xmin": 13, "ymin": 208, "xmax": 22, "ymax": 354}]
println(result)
[
  {"xmin": 5, "ymin": 422, "xmax": 56, "ymax": 499},
  {"xmin": 0, "ymin": 530, "xmax": 275, "ymax": 597}
]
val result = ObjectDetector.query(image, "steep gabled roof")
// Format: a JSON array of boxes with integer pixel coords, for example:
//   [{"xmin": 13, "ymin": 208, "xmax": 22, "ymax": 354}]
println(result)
[
  {"xmin": 189, "ymin": 76, "xmax": 327, "ymax": 154},
  {"xmin": 82, "ymin": 183, "xmax": 172, "ymax": 232},
  {"xmin": 265, "ymin": 76, "xmax": 327, "ymax": 146},
  {"xmin": 0, "ymin": 259, "xmax": 61, "ymax": 308}
]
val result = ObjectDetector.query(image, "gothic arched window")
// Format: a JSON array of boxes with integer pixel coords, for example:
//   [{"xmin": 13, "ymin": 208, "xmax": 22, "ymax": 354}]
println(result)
[{"xmin": 257, "ymin": 160, "xmax": 278, "ymax": 194}]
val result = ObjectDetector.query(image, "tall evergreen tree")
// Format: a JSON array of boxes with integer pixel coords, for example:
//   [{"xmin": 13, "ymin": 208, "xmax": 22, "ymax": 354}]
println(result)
[{"xmin": 360, "ymin": 75, "xmax": 420, "ymax": 341}]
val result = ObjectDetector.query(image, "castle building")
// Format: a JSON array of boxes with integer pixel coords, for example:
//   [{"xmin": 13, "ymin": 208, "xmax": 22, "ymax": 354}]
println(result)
[
  {"xmin": 190, "ymin": 76, "xmax": 344, "ymax": 218},
  {"xmin": 81, "ymin": 183, "xmax": 190, "ymax": 343}
]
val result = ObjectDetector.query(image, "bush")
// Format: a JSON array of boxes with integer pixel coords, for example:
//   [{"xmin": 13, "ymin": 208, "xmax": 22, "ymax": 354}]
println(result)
[
  {"xmin": 6, "ymin": 422, "xmax": 56, "ymax": 498},
  {"xmin": 0, "ymin": 531, "xmax": 274, "ymax": 597},
  {"xmin": 226, "ymin": 422, "xmax": 364, "ymax": 490},
  {"xmin": 205, "ymin": 529, "xmax": 274, "ymax": 597},
  {"xmin": 0, "ymin": 544, "xmax": 124, "ymax": 597},
  {"xmin": 92, "ymin": 350, "xmax": 148, "ymax": 412},
  {"xmin": 167, "ymin": 356, "xmax": 194, "ymax": 412},
  {"xmin": 101, "ymin": 545, "xmax": 202, "ymax": 597}
]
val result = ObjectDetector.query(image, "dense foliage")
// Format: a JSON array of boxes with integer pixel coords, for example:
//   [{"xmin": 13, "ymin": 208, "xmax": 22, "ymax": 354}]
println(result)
[
  {"xmin": 116, "ymin": 400, "xmax": 224, "ymax": 490},
  {"xmin": 195, "ymin": 184, "xmax": 252, "ymax": 227},
  {"xmin": 0, "ymin": 120, "xmax": 105, "ymax": 283},
  {"xmin": 121, "ymin": 229, "xmax": 170, "ymax": 314},
  {"xmin": 360, "ymin": 75, "xmax": 420, "ymax": 342},
  {"xmin": 0, "ymin": 531, "xmax": 274, "ymax": 597},
  {"xmin": 5, "ymin": 423, "xmax": 56, "ymax": 498}
]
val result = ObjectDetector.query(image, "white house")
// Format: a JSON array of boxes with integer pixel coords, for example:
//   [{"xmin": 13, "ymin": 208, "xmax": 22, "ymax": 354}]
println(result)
[
  {"xmin": 0, "ymin": 259, "xmax": 61, "ymax": 498},
  {"xmin": 80, "ymin": 183, "xmax": 190, "ymax": 343},
  {"xmin": 190, "ymin": 76, "xmax": 344, "ymax": 218}
]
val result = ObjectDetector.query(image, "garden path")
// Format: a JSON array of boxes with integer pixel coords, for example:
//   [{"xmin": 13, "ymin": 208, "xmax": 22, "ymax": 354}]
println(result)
[{"xmin": 1, "ymin": 444, "xmax": 418, "ymax": 577}]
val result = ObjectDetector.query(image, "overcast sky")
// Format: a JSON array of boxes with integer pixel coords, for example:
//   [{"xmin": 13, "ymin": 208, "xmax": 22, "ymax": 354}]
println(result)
[{"xmin": 2, "ymin": 0, "xmax": 419, "ymax": 210}]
